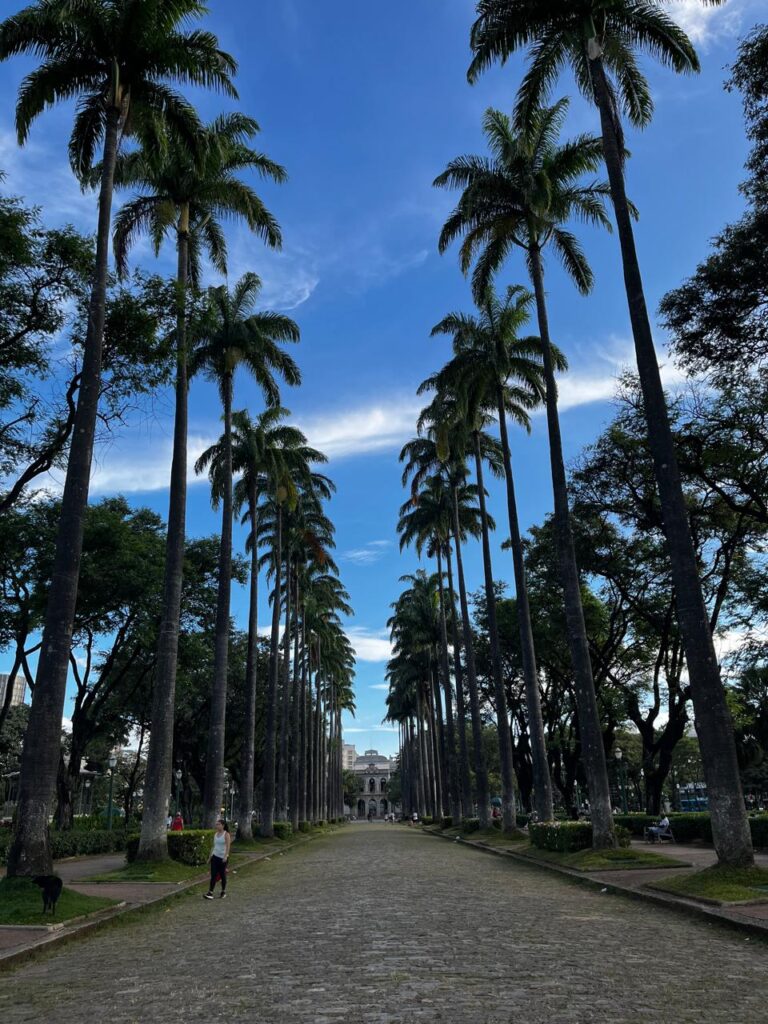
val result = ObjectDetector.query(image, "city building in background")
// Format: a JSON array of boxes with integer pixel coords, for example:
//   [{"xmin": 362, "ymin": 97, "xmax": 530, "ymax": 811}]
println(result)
[
  {"xmin": 0, "ymin": 673, "xmax": 27, "ymax": 708},
  {"xmin": 342, "ymin": 743, "xmax": 357, "ymax": 771},
  {"xmin": 349, "ymin": 749, "xmax": 399, "ymax": 818}
]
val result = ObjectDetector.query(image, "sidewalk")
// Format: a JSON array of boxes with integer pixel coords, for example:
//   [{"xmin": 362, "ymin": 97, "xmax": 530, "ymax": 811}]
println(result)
[
  {"xmin": 427, "ymin": 830, "xmax": 768, "ymax": 939},
  {"xmin": 0, "ymin": 842, "xmax": 302, "ymax": 968}
]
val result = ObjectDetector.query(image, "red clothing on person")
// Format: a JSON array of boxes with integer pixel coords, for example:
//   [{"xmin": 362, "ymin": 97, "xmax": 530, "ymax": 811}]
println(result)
[{"xmin": 170, "ymin": 816, "xmax": 184, "ymax": 832}]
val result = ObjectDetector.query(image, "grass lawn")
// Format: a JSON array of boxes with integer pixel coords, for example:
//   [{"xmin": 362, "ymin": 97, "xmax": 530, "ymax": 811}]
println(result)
[
  {"xmin": 518, "ymin": 844, "xmax": 689, "ymax": 872},
  {"xmin": 465, "ymin": 828, "xmax": 528, "ymax": 846},
  {"xmin": 647, "ymin": 865, "xmax": 768, "ymax": 903},
  {"xmin": 0, "ymin": 877, "xmax": 118, "ymax": 925},
  {"xmin": 82, "ymin": 859, "xmax": 206, "ymax": 884}
]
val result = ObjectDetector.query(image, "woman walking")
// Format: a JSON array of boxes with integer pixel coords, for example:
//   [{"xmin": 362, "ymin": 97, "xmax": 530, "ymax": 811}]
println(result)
[{"xmin": 204, "ymin": 819, "xmax": 231, "ymax": 900}]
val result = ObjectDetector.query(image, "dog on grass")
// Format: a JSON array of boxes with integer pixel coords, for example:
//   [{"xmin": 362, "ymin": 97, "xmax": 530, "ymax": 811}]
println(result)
[{"xmin": 32, "ymin": 875, "xmax": 63, "ymax": 915}]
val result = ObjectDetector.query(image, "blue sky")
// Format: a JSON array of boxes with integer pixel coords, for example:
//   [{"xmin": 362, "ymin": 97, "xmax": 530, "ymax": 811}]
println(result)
[{"xmin": 0, "ymin": 0, "xmax": 761, "ymax": 756}]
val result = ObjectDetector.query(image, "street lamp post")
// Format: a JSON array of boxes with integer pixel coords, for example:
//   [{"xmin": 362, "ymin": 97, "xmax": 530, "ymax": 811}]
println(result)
[
  {"xmin": 175, "ymin": 768, "xmax": 183, "ymax": 817},
  {"xmin": 83, "ymin": 779, "xmax": 92, "ymax": 816},
  {"xmin": 106, "ymin": 754, "xmax": 117, "ymax": 830},
  {"xmin": 614, "ymin": 748, "xmax": 628, "ymax": 814}
]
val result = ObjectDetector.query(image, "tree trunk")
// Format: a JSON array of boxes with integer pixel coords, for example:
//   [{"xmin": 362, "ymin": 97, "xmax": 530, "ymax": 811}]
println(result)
[
  {"xmin": 436, "ymin": 547, "xmax": 461, "ymax": 823},
  {"xmin": 289, "ymin": 577, "xmax": 301, "ymax": 830},
  {"xmin": 410, "ymin": 715, "xmax": 425, "ymax": 815},
  {"xmin": 446, "ymin": 543, "xmax": 473, "ymax": 819},
  {"xmin": 298, "ymin": 610, "xmax": 308, "ymax": 824},
  {"xmin": 528, "ymin": 243, "xmax": 614, "ymax": 849},
  {"xmin": 450, "ymin": 483, "xmax": 491, "ymax": 827},
  {"xmin": 202, "ymin": 370, "xmax": 234, "ymax": 827},
  {"xmin": 276, "ymin": 557, "xmax": 292, "ymax": 820},
  {"xmin": 8, "ymin": 109, "xmax": 121, "ymax": 876},
  {"xmin": 590, "ymin": 53, "xmax": 752, "ymax": 867},
  {"xmin": 428, "ymin": 671, "xmax": 444, "ymax": 816},
  {"xmin": 259, "ymin": 503, "xmax": 282, "ymax": 837},
  {"xmin": 473, "ymin": 432, "xmax": 518, "ymax": 833},
  {"xmin": 237, "ymin": 485, "xmax": 259, "ymax": 841},
  {"xmin": 496, "ymin": 387, "xmax": 553, "ymax": 821},
  {"xmin": 137, "ymin": 205, "xmax": 191, "ymax": 860}
]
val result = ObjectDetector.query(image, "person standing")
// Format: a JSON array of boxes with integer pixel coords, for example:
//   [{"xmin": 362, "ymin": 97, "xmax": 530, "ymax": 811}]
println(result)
[
  {"xmin": 204, "ymin": 819, "xmax": 231, "ymax": 900},
  {"xmin": 170, "ymin": 813, "xmax": 184, "ymax": 832}
]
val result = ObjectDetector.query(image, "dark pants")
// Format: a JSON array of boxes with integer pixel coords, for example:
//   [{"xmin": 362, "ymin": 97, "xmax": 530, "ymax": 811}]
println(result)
[{"xmin": 209, "ymin": 855, "xmax": 227, "ymax": 893}]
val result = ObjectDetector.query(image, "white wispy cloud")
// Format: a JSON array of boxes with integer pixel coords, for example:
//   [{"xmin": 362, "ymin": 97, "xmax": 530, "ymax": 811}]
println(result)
[
  {"xmin": 345, "ymin": 626, "xmax": 392, "ymax": 663},
  {"xmin": 370, "ymin": 683, "xmax": 390, "ymax": 691},
  {"xmin": 297, "ymin": 396, "xmax": 421, "ymax": 459},
  {"xmin": 341, "ymin": 540, "xmax": 392, "ymax": 565},
  {"xmin": 344, "ymin": 725, "xmax": 397, "ymax": 734},
  {"xmin": 669, "ymin": 0, "xmax": 746, "ymax": 46}
]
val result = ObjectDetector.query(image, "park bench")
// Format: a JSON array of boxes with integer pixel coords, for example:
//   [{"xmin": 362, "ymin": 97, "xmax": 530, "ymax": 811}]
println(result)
[{"xmin": 643, "ymin": 824, "xmax": 676, "ymax": 844}]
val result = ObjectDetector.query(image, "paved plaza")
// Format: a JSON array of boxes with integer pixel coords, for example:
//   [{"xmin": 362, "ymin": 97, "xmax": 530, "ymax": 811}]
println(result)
[{"xmin": 1, "ymin": 825, "xmax": 767, "ymax": 1023}]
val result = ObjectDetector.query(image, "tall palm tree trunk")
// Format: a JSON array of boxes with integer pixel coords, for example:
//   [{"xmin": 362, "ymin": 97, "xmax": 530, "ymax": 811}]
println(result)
[
  {"xmin": 418, "ymin": 689, "xmax": 434, "ymax": 816},
  {"xmin": 237, "ymin": 485, "xmax": 259, "ymax": 840},
  {"xmin": 410, "ymin": 715, "xmax": 425, "ymax": 814},
  {"xmin": 496, "ymin": 389, "xmax": 553, "ymax": 821},
  {"xmin": 445, "ymin": 543, "xmax": 473, "ymax": 819},
  {"xmin": 202, "ymin": 370, "xmax": 234, "ymax": 827},
  {"xmin": 590, "ymin": 55, "xmax": 752, "ymax": 867},
  {"xmin": 450, "ymin": 483, "xmax": 491, "ymax": 827},
  {"xmin": 298, "ymin": 611, "xmax": 308, "ymax": 824},
  {"xmin": 137, "ymin": 202, "xmax": 190, "ymax": 858},
  {"xmin": 276, "ymin": 558, "xmax": 292, "ymax": 821},
  {"xmin": 259, "ymin": 504, "xmax": 282, "ymax": 837},
  {"xmin": 289, "ymin": 578, "xmax": 301, "ymax": 830},
  {"xmin": 430, "ymin": 659, "xmax": 449, "ymax": 817},
  {"xmin": 8, "ymin": 109, "xmax": 121, "ymax": 876},
  {"xmin": 473, "ymin": 432, "xmax": 518, "ymax": 833},
  {"xmin": 528, "ymin": 245, "xmax": 614, "ymax": 848},
  {"xmin": 436, "ymin": 547, "xmax": 461, "ymax": 822}
]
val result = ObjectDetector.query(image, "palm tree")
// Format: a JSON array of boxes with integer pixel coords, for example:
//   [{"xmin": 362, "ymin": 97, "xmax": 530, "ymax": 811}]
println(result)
[
  {"xmin": 435, "ymin": 100, "xmax": 616, "ymax": 847},
  {"xmin": 0, "ymin": 0, "xmax": 236, "ymax": 876},
  {"xmin": 430, "ymin": 285, "xmax": 554, "ymax": 820},
  {"xmin": 114, "ymin": 116, "xmax": 285, "ymax": 859},
  {"xmin": 227, "ymin": 408, "xmax": 309, "ymax": 840},
  {"xmin": 468, "ymin": 0, "xmax": 752, "ymax": 866},
  {"xmin": 193, "ymin": 273, "xmax": 300, "ymax": 827},
  {"xmin": 400, "ymin": 435, "xmax": 492, "ymax": 827},
  {"xmin": 397, "ymin": 480, "xmax": 462, "ymax": 823}
]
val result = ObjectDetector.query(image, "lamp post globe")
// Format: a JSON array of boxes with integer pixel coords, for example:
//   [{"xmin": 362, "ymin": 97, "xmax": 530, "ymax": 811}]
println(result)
[{"xmin": 107, "ymin": 754, "xmax": 117, "ymax": 830}]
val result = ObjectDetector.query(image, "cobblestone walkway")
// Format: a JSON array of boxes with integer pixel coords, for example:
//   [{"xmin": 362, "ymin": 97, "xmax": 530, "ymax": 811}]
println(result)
[{"xmin": 1, "ymin": 825, "xmax": 767, "ymax": 1023}]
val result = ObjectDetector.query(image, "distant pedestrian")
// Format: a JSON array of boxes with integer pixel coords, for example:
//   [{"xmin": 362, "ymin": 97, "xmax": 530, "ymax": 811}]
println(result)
[
  {"xmin": 170, "ymin": 812, "xmax": 184, "ymax": 832},
  {"xmin": 204, "ymin": 819, "xmax": 231, "ymax": 900}
]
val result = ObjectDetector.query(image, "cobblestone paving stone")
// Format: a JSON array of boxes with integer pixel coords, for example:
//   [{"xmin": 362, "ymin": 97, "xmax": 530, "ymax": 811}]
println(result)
[{"xmin": 1, "ymin": 825, "xmax": 767, "ymax": 1023}]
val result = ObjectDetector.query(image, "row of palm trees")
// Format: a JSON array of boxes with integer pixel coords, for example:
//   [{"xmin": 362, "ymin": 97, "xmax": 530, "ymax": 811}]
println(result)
[
  {"xmin": 388, "ymin": 0, "xmax": 753, "ymax": 867},
  {"xmin": 0, "ymin": 0, "xmax": 354, "ymax": 874}
]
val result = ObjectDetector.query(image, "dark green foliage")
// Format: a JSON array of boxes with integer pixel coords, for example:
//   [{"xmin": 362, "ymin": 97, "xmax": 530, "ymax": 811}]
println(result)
[
  {"xmin": 0, "ymin": 828, "xmax": 127, "ymax": 866},
  {"xmin": 461, "ymin": 818, "xmax": 481, "ymax": 833},
  {"xmin": 272, "ymin": 821, "xmax": 293, "ymax": 840},
  {"xmin": 421, "ymin": 816, "xmax": 434, "ymax": 826},
  {"xmin": 440, "ymin": 816, "xmax": 453, "ymax": 829},
  {"xmin": 298, "ymin": 821, "xmax": 311, "ymax": 833},
  {"xmin": 167, "ymin": 829, "xmax": 215, "ymax": 865},
  {"xmin": 529, "ymin": 822, "xmax": 593, "ymax": 853}
]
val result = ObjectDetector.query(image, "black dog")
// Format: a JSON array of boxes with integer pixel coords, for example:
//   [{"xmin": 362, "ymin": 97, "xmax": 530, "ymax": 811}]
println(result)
[{"xmin": 32, "ymin": 875, "xmax": 63, "ymax": 915}]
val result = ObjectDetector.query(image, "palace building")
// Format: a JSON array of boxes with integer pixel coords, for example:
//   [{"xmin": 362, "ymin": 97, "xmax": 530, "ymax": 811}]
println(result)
[{"xmin": 350, "ymin": 749, "xmax": 399, "ymax": 819}]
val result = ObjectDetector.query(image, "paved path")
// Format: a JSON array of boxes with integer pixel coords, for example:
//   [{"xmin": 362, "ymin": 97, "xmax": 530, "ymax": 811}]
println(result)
[{"xmin": 1, "ymin": 824, "xmax": 767, "ymax": 1023}]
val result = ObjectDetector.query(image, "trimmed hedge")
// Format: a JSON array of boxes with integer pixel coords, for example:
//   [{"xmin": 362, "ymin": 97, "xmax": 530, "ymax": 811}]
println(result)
[
  {"xmin": 440, "ymin": 816, "xmax": 453, "ymax": 830},
  {"xmin": 530, "ymin": 821, "xmax": 593, "ymax": 852},
  {"xmin": 0, "ymin": 828, "xmax": 128, "ymax": 866},
  {"xmin": 614, "ymin": 812, "xmax": 768, "ymax": 847},
  {"xmin": 461, "ymin": 818, "xmax": 480, "ymax": 834},
  {"xmin": 126, "ymin": 829, "xmax": 214, "ymax": 865},
  {"xmin": 421, "ymin": 816, "xmax": 434, "ymax": 826},
  {"xmin": 299, "ymin": 820, "xmax": 311, "ymax": 833},
  {"xmin": 272, "ymin": 821, "xmax": 293, "ymax": 840}
]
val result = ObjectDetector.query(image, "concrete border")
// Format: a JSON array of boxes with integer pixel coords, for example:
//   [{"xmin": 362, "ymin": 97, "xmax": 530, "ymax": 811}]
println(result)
[{"xmin": 421, "ymin": 827, "xmax": 768, "ymax": 944}]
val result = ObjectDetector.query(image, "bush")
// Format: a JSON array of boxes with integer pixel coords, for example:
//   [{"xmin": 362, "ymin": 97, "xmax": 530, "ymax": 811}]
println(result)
[
  {"xmin": 491, "ymin": 818, "xmax": 501, "ymax": 830},
  {"xmin": 615, "ymin": 825, "xmax": 632, "ymax": 848},
  {"xmin": 0, "ymin": 828, "xmax": 127, "ymax": 866},
  {"xmin": 529, "ymin": 821, "xmax": 593, "ymax": 852},
  {"xmin": 440, "ymin": 816, "xmax": 453, "ymax": 830},
  {"xmin": 421, "ymin": 815, "xmax": 434, "ymax": 826},
  {"xmin": 314, "ymin": 819, "xmax": 326, "ymax": 828},
  {"xmin": 272, "ymin": 821, "xmax": 293, "ymax": 840},
  {"xmin": 298, "ymin": 820, "xmax": 311, "ymax": 833},
  {"xmin": 461, "ymin": 818, "xmax": 480, "ymax": 834},
  {"xmin": 749, "ymin": 814, "xmax": 768, "ymax": 848},
  {"xmin": 126, "ymin": 829, "xmax": 213, "ymax": 865},
  {"xmin": 516, "ymin": 814, "xmax": 529, "ymax": 828}
]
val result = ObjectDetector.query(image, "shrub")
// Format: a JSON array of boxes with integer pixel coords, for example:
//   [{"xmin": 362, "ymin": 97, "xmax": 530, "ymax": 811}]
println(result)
[
  {"xmin": 615, "ymin": 825, "xmax": 632, "ymax": 848},
  {"xmin": 0, "ymin": 828, "xmax": 127, "ymax": 866},
  {"xmin": 440, "ymin": 816, "xmax": 453, "ymax": 830},
  {"xmin": 516, "ymin": 814, "xmax": 529, "ymax": 828},
  {"xmin": 529, "ymin": 821, "xmax": 593, "ymax": 852},
  {"xmin": 314, "ymin": 819, "xmax": 326, "ymax": 828},
  {"xmin": 461, "ymin": 818, "xmax": 480, "ymax": 834},
  {"xmin": 272, "ymin": 821, "xmax": 293, "ymax": 840},
  {"xmin": 298, "ymin": 820, "xmax": 311, "ymax": 833},
  {"xmin": 167, "ymin": 830, "xmax": 214, "ymax": 865},
  {"xmin": 491, "ymin": 818, "xmax": 501, "ymax": 830},
  {"xmin": 421, "ymin": 815, "xmax": 434, "ymax": 826},
  {"xmin": 749, "ymin": 814, "xmax": 768, "ymax": 848}
]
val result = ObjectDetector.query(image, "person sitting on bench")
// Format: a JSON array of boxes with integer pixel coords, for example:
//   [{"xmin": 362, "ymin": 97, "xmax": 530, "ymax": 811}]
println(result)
[{"xmin": 647, "ymin": 814, "xmax": 670, "ymax": 842}]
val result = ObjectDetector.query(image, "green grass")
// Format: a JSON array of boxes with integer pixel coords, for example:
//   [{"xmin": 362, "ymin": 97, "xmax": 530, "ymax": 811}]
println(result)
[
  {"xmin": 0, "ymin": 877, "xmax": 118, "ymax": 925},
  {"xmin": 466, "ymin": 828, "xmax": 528, "ymax": 846},
  {"xmin": 518, "ymin": 844, "xmax": 689, "ymax": 872},
  {"xmin": 647, "ymin": 865, "xmax": 768, "ymax": 903},
  {"xmin": 82, "ymin": 859, "xmax": 206, "ymax": 884}
]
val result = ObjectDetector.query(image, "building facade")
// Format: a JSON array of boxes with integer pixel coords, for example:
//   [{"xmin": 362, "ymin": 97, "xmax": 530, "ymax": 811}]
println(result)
[
  {"xmin": 342, "ymin": 743, "xmax": 357, "ymax": 771},
  {"xmin": 350, "ymin": 749, "xmax": 399, "ymax": 818},
  {"xmin": 0, "ymin": 674, "xmax": 26, "ymax": 708}
]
